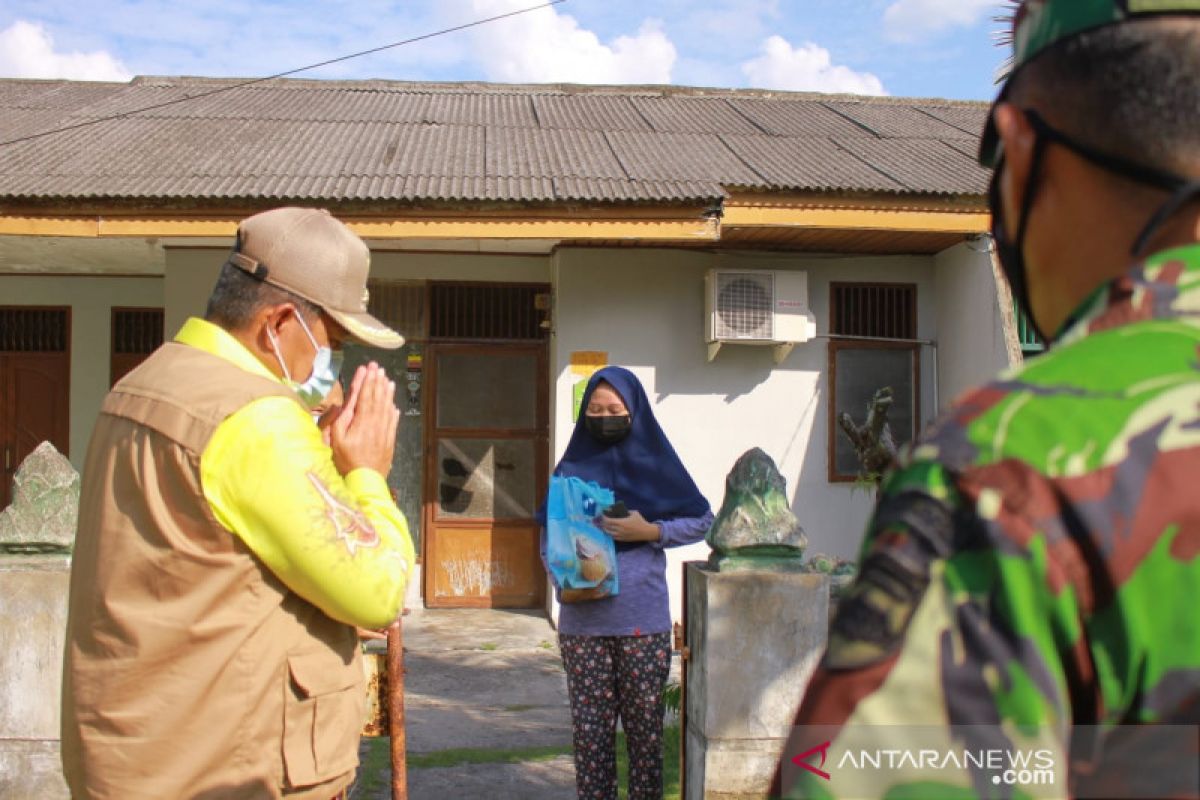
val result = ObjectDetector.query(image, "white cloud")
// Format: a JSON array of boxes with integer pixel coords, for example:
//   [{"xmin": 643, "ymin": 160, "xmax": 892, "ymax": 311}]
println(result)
[
  {"xmin": 883, "ymin": 0, "xmax": 997, "ymax": 43},
  {"xmin": 468, "ymin": 1, "xmax": 675, "ymax": 84},
  {"xmin": 0, "ymin": 20, "xmax": 131, "ymax": 81},
  {"xmin": 740, "ymin": 36, "xmax": 886, "ymax": 96}
]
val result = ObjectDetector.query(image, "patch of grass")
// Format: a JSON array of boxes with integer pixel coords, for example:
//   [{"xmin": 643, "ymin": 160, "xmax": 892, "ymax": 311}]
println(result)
[
  {"xmin": 351, "ymin": 738, "xmax": 393, "ymax": 799},
  {"xmin": 662, "ymin": 680, "xmax": 682, "ymax": 718},
  {"xmin": 538, "ymin": 639, "xmax": 554, "ymax": 649},
  {"xmin": 501, "ymin": 703, "xmax": 539, "ymax": 712},
  {"xmin": 479, "ymin": 642, "xmax": 499, "ymax": 651},
  {"xmin": 409, "ymin": 743, "xmax": 572, "ymax": 769},
  {"xmin": 354, "ymin": 724, "xmax": 682, "ymax": 800}
]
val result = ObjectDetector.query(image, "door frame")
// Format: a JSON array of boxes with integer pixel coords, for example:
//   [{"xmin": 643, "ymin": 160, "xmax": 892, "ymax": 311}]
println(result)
[
  {"xmin": 1, "ymin": 306, "xmax": 72, "ymax": 508},
  {"xmin": 421, "ymin": 341, "xmax": 549, "ymax": 608}
]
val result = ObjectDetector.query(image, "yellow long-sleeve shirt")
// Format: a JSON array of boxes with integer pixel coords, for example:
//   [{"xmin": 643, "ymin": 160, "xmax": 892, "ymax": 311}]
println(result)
[{"xmin": 178, "ymin": 317, "xmax": 415, "ymax": 629}]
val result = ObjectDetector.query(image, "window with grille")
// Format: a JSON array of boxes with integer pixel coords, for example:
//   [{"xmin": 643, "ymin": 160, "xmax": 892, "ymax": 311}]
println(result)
[
  {"xmin": 831, "ymin": 283, "xmax": 916, "ymax": 339},
  {"xmin": 429, "ymin": 283, "xmax": 550, "ymax": 341},
  {"xmin": 111, "ymin": 308, "xmax": 163, "ymax": 386},
  {"xmin": 367, "ymin": 280, "xmax": 427, "ymax": 342},
  {"xmin": 828, "ymin": 283, "xmax": 919, "ymax": 482},
  {"xmin": 0, "ymin": 308, "xmax": 69, "ymax": 352}
]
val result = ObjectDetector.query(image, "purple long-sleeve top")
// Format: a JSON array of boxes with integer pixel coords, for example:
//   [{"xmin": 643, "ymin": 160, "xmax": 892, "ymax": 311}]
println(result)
[{"xmin": 544, "ymin": 511, "xmax": 714, "ymax": 637}]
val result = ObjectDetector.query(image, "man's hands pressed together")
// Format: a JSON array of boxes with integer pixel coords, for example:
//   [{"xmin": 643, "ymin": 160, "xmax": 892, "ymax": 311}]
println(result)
[{"xmin": 330, "ymin": 362, "xmax": 399, "ymax": 477}]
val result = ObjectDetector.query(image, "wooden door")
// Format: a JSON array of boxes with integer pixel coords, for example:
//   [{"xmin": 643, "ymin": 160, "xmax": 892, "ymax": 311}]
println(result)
[
  {"xmin": 423, "ymin": 344, "xmax": 548, "ymax": 608},
  {"xmin": 1, "ymin": 308, "xmax": 71, "ymax": 508}
]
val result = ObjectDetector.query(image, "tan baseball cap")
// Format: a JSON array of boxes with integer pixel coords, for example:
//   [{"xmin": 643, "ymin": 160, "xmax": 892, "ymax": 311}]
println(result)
[{"xmin": 228, "ymin": 207, "xmax": 404, "ymax": 349}]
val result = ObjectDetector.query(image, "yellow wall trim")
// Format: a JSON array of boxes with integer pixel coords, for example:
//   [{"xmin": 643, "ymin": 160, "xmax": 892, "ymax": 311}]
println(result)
[
  {"xmin": 0, "ymin": 199, "xmax": 986, "ymax": 240},
  {"xmin": 722, "ymin": 204, "xmax": 990, "ymax": 234},
  {"xmin": 0, "ymin": 214, "xmax": 720, "ymax": 241},
  {"xmin": 347, "ymin": 217, "xmax": 719, "ymax": 240}
]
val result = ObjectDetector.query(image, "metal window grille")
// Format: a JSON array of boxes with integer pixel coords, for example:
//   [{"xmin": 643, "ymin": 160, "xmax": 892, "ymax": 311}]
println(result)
[
  {"xmin": 0, "ymin": 308, "xmax": 69, "ymax": 352},
  {"xmin": 831, "ymin": 283, "xmax": 916, "ymax": 340},
  {"xmin": 112, "ymin": 309, "xmax": 164, "ymax": 355},
  {"xmin": 367, "ymin": 280, "xmax": 427, "ymax": 341},
  {"xmin": 429, "ymin": 284, "xmax": 549, "ymax": 341}
]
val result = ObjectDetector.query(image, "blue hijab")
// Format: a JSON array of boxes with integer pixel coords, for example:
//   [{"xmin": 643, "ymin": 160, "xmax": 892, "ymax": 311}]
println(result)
[{"xmin": 539, "ymin": 366, "xmax": 709, "ymax": 535}]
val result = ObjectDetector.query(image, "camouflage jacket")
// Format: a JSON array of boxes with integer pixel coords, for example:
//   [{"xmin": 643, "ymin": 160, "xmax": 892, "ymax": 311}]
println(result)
[{"xmin": 782, "ymin": 245, "xmax": 1200, "ymax": 799}]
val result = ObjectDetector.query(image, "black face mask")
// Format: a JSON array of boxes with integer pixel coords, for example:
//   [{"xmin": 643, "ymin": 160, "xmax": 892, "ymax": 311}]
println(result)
[
  {"xmin": 990, "ymin": 109, "xmax": 1200, "ymax": 346},
  {"xmin": 584, "ymin": 414, "xmax": 632, "ymax": 445},
  {"xmin": 990, "ymin": 149, "xmax": 1047, "ymax": 343}
]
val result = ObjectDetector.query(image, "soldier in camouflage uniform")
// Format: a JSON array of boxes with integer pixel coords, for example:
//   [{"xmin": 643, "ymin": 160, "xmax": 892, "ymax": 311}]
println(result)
[{"xmin": 780, "ymin": 2, "xmax": 1200, "ymax": 798}]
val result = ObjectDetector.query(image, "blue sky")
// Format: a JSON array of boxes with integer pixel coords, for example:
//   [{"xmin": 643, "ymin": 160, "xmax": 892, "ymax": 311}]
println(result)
[{"xmin": 0, "ymin": 1, "xmax": 1008, "ymax": 101}]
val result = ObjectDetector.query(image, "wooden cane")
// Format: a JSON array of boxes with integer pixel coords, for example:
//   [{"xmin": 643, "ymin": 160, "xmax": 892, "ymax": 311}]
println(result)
[{"xmin": 387, "ymin": 620, "xmax": 407, "ymax": 800}]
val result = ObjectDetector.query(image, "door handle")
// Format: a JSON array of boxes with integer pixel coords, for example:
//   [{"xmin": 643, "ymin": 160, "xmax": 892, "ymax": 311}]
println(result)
[{"xmin": 4, "ymin": 444, "xmax": 10, "ymax": 472}]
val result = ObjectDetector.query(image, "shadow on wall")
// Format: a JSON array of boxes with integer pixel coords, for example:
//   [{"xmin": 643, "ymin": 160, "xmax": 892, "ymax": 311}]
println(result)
[
  {"xmin": 777, "ymin": 384, "xmax": 822, "ymax": 482},
  {"xmin": 651, "ymin": 336, "xmax": 823, "ymax": 405},
  {"xmin": 649, "ymin": 338, "xmax": 828, "ymax": 505}
]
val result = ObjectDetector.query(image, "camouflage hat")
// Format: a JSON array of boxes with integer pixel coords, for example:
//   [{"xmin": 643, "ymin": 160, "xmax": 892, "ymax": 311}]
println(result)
[{"xmin": 979, "ymin": 0, "xmax": 1200, "ymax": 167}]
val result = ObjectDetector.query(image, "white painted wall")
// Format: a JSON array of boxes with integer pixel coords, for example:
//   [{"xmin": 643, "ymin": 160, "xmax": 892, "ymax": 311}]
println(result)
[
  {"xmin": 548, "ymin": 246, "xmax": 941, "ymax": 628},
  {"xmin": 369, "ymin": 250, "xmax": 550, "ymax": 283},
  {"xmin": 933, "ymin": 241, "xmax": 1013, "ymax": 407},
  {"xmin": 162, "ymin": 246, "xmax": 553, "ymax": 338},
  {"xmin": 0, "ymin": 274, "xmax": 164, "ymax": 469},
  {"xmin": 163, "ymin": 248, "xmax": 224, "ymax": 338}
]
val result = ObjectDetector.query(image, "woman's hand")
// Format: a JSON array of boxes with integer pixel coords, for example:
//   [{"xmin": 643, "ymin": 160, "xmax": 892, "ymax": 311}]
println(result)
[{"xmin": 597, "ymin": 509, "xmax": 661, "ymax": 543}]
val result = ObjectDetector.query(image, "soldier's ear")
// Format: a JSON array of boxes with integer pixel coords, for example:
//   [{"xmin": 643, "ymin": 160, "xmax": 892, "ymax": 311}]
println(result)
[{"xmin": 993, "ymin": 104, "xmax": 1038, "ymax": 232}]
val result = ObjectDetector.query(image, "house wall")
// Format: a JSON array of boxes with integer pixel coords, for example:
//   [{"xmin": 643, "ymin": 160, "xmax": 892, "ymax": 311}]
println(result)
[
  {"xmin": 933, "ymin": 240, "xmax": 1014, "ymax": 406},
  {"xmin": 0, "ymin": 274, "xmax": 164, "ymax": 469},
  {"xmin": 163, "ymin": 248, "xmax": 223, "ymax": 338},
  {"xmin": 368, "ymin": 249, "xmax": 551, "ymax": 283},
  {"xmin": 161, "ymin": 247, "xmax": 553, "ymax": 337},
  {"xmin": 549, "ymin": 246, "xmax": 940, "ymax": 628},
  {"xmin": 6, "ymin": 241, "xmax": 1002, "ymax": 627}
]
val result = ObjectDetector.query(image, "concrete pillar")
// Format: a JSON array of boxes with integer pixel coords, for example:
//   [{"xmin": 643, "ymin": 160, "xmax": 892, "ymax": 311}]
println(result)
[
  {"xmin": 0, "ymin": 556, "xmax": 71, "ymax": 799},
  {"xmin": 0, "ymin": 442, "xmax": 77, "ymax": 799},
  {"xmin": 684, "ymin": 563, "xmax": 828, "ymax": 800}
]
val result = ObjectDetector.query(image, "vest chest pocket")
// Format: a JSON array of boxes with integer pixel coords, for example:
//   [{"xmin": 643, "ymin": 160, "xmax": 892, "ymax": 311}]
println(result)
[{"xmin": 282, "ymin": 650, "xmax": 363, "ymax": 788}]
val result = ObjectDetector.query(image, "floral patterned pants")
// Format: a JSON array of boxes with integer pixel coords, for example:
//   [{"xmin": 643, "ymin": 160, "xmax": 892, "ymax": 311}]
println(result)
[{"xmin": 559, "ymin": 632, "xmax": 673, "ymax": 800}]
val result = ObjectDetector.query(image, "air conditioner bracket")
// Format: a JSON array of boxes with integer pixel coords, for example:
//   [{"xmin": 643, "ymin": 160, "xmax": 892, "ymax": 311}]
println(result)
[{"xmin": 706, "ymin": 341, "xmax": 796, "ymax": 364}]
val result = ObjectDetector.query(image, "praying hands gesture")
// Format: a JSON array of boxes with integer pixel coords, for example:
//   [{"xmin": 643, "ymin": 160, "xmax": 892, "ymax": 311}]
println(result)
[{"xmin": 329, "ymin": 362, "xmax": 399, "ymax": 477}]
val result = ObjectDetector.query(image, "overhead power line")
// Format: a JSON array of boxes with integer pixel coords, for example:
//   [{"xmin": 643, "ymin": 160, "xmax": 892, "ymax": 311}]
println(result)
[{"xmin": 0, "ymin": 0, "xmax": 566, "ymax": 148}]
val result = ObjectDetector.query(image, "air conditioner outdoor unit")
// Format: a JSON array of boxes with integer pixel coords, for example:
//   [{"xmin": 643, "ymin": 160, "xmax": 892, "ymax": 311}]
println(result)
[{"xmin": 705, "ymin": 268, "xmax": 816, "ymax": 364}]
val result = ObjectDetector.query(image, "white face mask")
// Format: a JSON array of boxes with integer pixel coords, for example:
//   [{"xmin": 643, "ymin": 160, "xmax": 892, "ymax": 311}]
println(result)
[{"xmin": 266, "ymin": 311, "xmax": 345, "ymax": 409}]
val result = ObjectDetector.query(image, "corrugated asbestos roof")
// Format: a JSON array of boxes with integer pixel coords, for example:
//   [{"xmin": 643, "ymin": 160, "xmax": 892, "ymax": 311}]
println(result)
[{"xmin": 0, "ymin": 77, "xmax": 990, "ymax": 206}]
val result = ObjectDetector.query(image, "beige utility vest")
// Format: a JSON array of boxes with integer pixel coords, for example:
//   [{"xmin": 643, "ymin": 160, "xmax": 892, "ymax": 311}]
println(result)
[{"xmin": 62, "ymin": 341, "xmax": 364, "ymax": 800}]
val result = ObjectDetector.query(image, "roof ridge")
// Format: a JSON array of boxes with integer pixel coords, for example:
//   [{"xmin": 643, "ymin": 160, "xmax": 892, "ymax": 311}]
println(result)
[{"xmin": 96, "ymin": 75, "xmax": 987, "ymax": 107}]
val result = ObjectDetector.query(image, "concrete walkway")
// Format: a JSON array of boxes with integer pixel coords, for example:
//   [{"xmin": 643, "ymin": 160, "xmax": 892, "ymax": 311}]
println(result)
[{"xmin": 349, "ymin": 607, "xmax": 578, "ymax": 800}]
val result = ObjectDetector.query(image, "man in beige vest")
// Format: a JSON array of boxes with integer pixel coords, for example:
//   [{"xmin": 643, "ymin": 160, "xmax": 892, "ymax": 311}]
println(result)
[{"xmin": 62, "ymin": 207, "xmax": 416, "ymax": 799}]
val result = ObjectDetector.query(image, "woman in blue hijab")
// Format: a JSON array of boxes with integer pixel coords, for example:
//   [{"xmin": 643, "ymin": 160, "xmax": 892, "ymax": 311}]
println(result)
[{"xmin": 542, "ymin": 366, "xmax": 713, "ymax": 800}]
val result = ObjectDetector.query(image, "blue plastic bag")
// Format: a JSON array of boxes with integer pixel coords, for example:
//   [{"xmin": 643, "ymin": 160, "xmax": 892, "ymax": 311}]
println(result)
[{"xmin": 545, "ymin": 475, "xmax": 619, "ymax": 603}]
